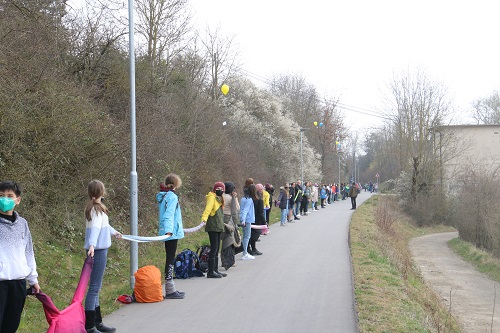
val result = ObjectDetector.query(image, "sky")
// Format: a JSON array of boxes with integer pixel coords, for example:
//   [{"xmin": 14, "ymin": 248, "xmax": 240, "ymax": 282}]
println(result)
[{"xmin": 189, "ymin": 0, "xmax": 500, "ymax": 131}]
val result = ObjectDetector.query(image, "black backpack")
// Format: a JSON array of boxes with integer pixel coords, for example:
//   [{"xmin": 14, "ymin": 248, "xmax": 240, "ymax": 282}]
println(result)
[
  {"xmin": 196, "ymin": 245, "xmax": 211, "ymax": 272},
  {"xmin": 174, "ymin": 249, "xmax": 203, "ymax": 279}
]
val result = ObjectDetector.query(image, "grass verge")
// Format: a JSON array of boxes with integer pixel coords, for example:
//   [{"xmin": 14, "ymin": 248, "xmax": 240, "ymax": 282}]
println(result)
[
  {"xmin": 448, "ymin": 237, "xmax": 500, "ymax": 283},
  {"xmin": 350, "ymin": 195, "xmax": 462, "ymax": 332}
]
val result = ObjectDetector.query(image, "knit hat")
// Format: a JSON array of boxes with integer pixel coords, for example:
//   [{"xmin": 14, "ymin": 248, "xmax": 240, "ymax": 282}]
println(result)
[
  {"xmin": 224, "ymin": 182, "xmax": 235, "ymax": 194},
  {"xmin": 213, "ymin": 182, "xmax": 225, "ymax": 192},
  {"xmin": 255, "ymin": 184, "xmax": 264, "ymax": 192}
]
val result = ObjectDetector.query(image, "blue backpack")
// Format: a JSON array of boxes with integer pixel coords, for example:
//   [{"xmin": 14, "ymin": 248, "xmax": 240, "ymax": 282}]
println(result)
[{"xmin": 174, "ymin": 249, "xmax": 203, "ymax": 279}]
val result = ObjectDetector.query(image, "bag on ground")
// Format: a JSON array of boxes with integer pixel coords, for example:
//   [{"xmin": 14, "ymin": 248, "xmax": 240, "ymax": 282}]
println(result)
[
  {"xmin": 196, "ymin": 245, "xmax": 211, "ymax": 273},
  {"xmin": 174, "ymin": 248, "xmax": 203, "ymax": 279},
  {"xmin": 133, "ymin": 265, "xmax": 164, "ymax": 303}
]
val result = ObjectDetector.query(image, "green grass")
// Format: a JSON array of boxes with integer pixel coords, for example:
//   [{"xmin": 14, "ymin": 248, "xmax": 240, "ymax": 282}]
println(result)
[
  {"xmin": 448, "ymin": 237, "xmax": 500, "ymax": 283},
  {"xmin": 350, "ymin": 195, "xmax": 461, "ymax": 333}
]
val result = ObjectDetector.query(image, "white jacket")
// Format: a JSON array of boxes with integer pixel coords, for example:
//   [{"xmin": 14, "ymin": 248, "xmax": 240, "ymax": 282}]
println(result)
[{"xmin": 0, "ymin": 212, "xmax": 39, "ymax": 285}]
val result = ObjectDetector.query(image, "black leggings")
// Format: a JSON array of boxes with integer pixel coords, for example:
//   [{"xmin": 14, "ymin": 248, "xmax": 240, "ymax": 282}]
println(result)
[
  {"xmin": 207, "ymin": 231, "xmax": 221, "ymax": 260},
  {"xmin": 164, "ymin": 239, "xmax": 178, "ymax": 278}
]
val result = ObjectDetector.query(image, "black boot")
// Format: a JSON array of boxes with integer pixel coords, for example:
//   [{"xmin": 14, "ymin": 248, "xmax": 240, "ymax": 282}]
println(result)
[
  {"xmin": 95, "ymin": 306, "xmax": 116, "ymax": 333},
  {"xmin": 214, "ymin": 257, "xmax": 227, "ymax": 277},
  {"xmin": 206, "ymin": 258, "xmax": 222, "ymax": 278},
  {"xmin": 85, "ymin": 310, "xmax": 102, "ymax": 333}
]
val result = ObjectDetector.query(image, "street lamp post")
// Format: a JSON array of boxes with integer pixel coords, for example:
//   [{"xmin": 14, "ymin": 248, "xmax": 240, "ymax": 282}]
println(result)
[
  {"xmin": 300, "ymin": 128, "xmax": 309, "ymax": 183},
  {"xmin": 128, "ymin": 0, "xmax": 138, "ymax": 288}
]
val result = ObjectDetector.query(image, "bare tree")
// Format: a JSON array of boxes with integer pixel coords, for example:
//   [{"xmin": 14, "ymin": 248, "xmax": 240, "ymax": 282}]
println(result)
[
  {"xmin": 472, "ymin": 90, "xmax": 500, "ymax": 124},
  {"xmin": 196, "ymin": 26, "xmax": 240, "ymax": 100},
  {"xmin": 385, "ymin": 69, "xmax": 450, "ymax": 201},
  {"xmin": 135, "ymin": 0, "xmax": 190, "ymax": 84}
]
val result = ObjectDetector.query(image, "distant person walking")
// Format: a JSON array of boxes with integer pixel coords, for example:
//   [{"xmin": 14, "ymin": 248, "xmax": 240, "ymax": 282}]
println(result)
[{"xmin": 348, "ymin": 181, "xmax": 358, "ymax": 210}]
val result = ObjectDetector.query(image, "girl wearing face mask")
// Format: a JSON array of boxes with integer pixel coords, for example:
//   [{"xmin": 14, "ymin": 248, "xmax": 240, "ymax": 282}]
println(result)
[{"xmin": 201, "ymin": 182, "xmax": 226, "ymax": 278}]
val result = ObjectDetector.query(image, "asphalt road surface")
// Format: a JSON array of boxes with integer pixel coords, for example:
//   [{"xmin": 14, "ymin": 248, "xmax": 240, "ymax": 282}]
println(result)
[{"xmin": 105, "ymin": 193, "xmax": 373, "ymax": 333}]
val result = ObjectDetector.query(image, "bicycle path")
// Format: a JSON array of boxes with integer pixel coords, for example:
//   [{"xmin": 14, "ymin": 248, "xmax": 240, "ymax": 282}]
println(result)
[
  {"xmin": 410, "ymin": 232, "xmax": 500, "ymax": 333},
  {"xmin": 104, "ymin": 193, "xmax": 373, "ymax": 333}
]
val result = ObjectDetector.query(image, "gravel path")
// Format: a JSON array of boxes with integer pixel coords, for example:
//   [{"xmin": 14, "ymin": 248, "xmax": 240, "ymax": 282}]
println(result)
[{"xmin": 410, "ymin": 232, "xmax": 500, "ymax": 333}]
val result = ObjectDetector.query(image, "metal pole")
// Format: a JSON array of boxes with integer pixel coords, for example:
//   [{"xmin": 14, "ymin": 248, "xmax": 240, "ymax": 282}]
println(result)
[
  {"xmin": 300, "ymin": 130, "xmax": 303, "ymax": 183},
  {"xmin": 128, "ymin": 0, "xmax": 138, "ymax": 288},
  {"xmin": 338, "ymin": 153, "xmax": 341, "ymax": 184}
]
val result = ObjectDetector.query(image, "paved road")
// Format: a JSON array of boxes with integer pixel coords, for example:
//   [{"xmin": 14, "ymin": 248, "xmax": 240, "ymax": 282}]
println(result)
[
  {"xmin": 105, "ymin": 193, "xmax": 373, "ymax": 333},
  {"xmin": 410, "ymin": 232, "xmax": 500, "ymax": 333}
]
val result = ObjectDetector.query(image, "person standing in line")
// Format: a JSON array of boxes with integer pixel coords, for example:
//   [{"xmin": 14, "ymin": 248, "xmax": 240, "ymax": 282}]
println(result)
[
  {"xmin": 239, "ymin": 184, "xmax": 256, "ymax": 260},
  {"xmin": 263, "ymin": 184, "xmax": 274, "ymax": 232},
  {"xmin": 277, "ymin": 184, "xmax": 289, "ymax": 226},
  {"xmin": 249, "ymin": 184, "xmax": 266, "ymax": 255},
  {"xmin": 294, "ymin": 180, "xmax": 303, "ymax": 217},
  {"xmin": 202, "ymin": 182, "xmax": 227, "ymax": 278},
  {"xmin": 349, "ymin": 181, "xmax": 359, "ymax": 210},
  {"xmin": 221, "ymin": 182, "xmax": 241, "ymax": 270},
  {"xmin": 84, "ymin": 180, "xmax": 122, "ymax": 333},
  {"xmin": 288, "ymin": 182, "xmax": 299, "ymax": 222},
  {"xmin": 300, "ymin": 182, "xmax": 310, "ymax": 216},
  {"xmin": 320, "ymin": 185, "xmax": 327, "ymax": 208},
  {"xmin": 157, "ymin": 174, "xmax": 185, "ymax": 299},
  {"xmin": 311, "ymin": 183, "xmax": 319, "ymax": 211},
  {"xmin": 0, "ymin": 180, "xmax": 40, "ymax": 333}
]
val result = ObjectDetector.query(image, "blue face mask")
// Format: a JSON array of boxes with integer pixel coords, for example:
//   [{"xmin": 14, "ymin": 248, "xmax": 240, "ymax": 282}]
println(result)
[{"xmin": 0, "ymin": 197, "xmax": 16, "ymax": 213}]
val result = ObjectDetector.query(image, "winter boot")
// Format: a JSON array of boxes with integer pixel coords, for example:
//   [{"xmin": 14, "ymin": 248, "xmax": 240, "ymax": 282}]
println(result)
[
  {"xmin": 85, "ymin": 310, "xmax": 103, "ymax": 333},
  {"xmin": 95, "ymin": 306, "xmax": 116, "ymax": 333},
  {"xmin": 214, "ymin": 257, "xmax": 227, "ymax": 277},
  {"xmin": 206, "ymin": 258, "xmax": 222, "ymax": 278}
]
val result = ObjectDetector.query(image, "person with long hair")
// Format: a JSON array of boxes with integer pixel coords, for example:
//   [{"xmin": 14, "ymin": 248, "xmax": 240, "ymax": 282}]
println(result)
[
  {"xmin": 84, "ymin": 180, "xmax": 122, "ymax": 333},
  {"xmin": 201, "ymin": 182, "xmax": 226, "ymax": 278},
  {"xmin": 221, "ymin": 182, "xmax": 241, "ymax": 270},
  {"xmin": 249, "ymin": 184, "xmax": 266, "ymax": 255},
  {"xmin": 239, "ymin": 183, "xmax": 256, "ymax": 260},
  {"xmin": 277, "ymin": 184, "xmax": 290, "ymax": 226},
  {"xmin": 157, "ymin": 173, "xmax": 185, "ymax": 299}
]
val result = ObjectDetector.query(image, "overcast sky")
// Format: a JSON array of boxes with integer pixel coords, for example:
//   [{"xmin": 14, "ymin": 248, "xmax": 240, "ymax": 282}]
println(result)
[{"xmin": 189, "ymin": 0, "xmax": 500, "ymax": 131}]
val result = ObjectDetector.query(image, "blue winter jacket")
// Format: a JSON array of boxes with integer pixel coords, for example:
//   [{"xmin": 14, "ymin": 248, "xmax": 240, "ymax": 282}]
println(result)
[
  {"xmin": 157, "ymin": 190, "xmax": 184, "ymax": 240},
  {"xmin": 239, "ymin": 196, "xmax": 255, "ymax": 224}
]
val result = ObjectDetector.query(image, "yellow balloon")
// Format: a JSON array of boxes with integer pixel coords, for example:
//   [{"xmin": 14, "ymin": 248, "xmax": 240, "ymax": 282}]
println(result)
[
  {"xmin": 313, "ymin": 121, "xmax": 318, "ymax": 126},
  {"xmin": 221, "ymin": 84, "xmax": 229, "ymax": 95}
]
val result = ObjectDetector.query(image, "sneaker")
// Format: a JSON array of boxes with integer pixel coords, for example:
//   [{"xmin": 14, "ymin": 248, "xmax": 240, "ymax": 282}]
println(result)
[
  {"xmin": 294, "ymin": 217, "xmax": 300, "ymax": 220},
  {"xmin": 297, "ymin": 214, "xmax": 301, "ymax": 217},
  {"xmin": 241, "ymin": 253, "xmax": 255, "ymax": 260},
  {"xmin": 164, "ymin": 291, "xmax": 185, "ymax": 299},
  {"xmin": 252, "ymin": 250, "xmax": 263, "ymax": 255}
]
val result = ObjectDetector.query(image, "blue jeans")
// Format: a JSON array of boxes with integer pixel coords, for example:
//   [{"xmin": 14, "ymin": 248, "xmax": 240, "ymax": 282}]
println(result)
[
  {"xmin": 294, "ymin": 201, "xmax": 300, "ymax": 215},
  {"xmin": 280, "ymin": 208, "xmax": 288, "ymax": 224},
  {"xmin": 241, "ymin": 222, "xmax": 252, "ymax": 256},
  {"xmin": 85, "ymin": 249, "xmax": 108, "ymax": 311}
]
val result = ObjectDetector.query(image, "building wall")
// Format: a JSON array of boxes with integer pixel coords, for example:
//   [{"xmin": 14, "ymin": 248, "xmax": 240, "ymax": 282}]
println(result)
[{"xmin": 439, "ymin": 125, "xmax": 500, "ymax": 188}]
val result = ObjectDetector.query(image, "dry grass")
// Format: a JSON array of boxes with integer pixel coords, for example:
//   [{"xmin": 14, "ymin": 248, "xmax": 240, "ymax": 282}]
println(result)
[{"xmin": 351, "ymin": 195, "xmax": 461, "ymax": 332}]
